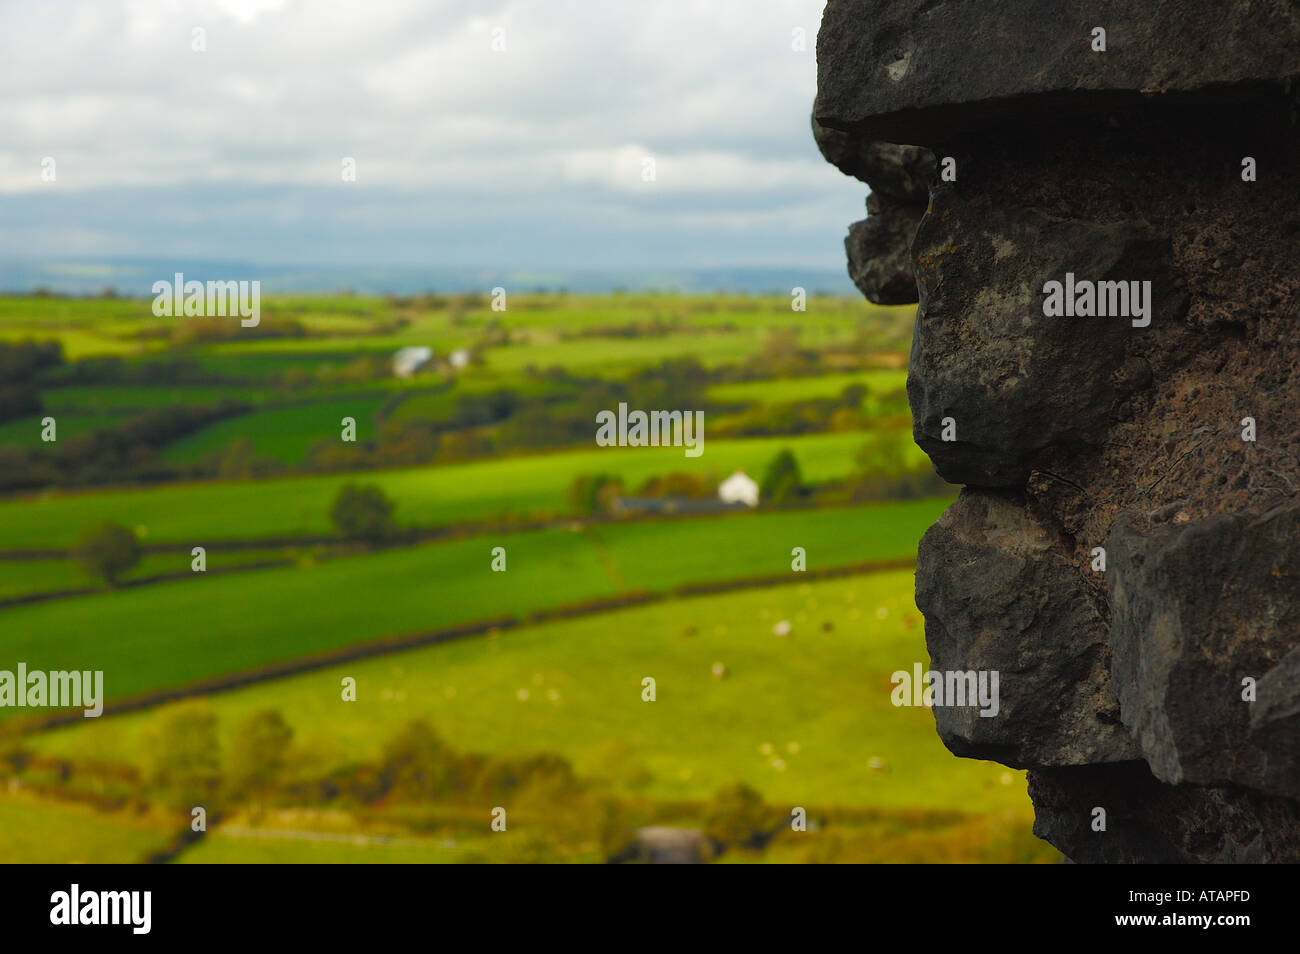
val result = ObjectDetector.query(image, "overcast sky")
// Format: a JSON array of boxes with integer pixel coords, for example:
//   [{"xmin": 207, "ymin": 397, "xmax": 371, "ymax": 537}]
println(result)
[{"xmin": 0, "ymin": 0, "xmax": 865, "ymax": 270}]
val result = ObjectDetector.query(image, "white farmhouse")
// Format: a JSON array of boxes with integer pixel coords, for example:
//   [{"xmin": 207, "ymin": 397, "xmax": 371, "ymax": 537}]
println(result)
[
  {"xmin": 718, "ymin": 470, "xmax": 759, "ymax": 508},
  {"xmin": 392, "ymin": 346, "xmax": 434, "ymax": 378}
]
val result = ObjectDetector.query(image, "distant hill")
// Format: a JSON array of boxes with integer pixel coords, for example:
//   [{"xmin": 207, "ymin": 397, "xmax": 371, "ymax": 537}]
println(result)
[{"xmin": 0, "ymin": 260, "xmax": 856, "ymax": 298}]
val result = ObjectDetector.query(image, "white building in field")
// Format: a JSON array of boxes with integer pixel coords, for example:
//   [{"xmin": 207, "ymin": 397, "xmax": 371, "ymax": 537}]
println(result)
[
  {"xmin": 392, "ymin": 346, "xmax": 434, "ymax": 378},
  {"xmin": 449, "ymin": 348, "xmax": 471, "ymax": 369},
  {"xmin": 718, "ymin": 470, "xmax": 759, "ymax": 508}
]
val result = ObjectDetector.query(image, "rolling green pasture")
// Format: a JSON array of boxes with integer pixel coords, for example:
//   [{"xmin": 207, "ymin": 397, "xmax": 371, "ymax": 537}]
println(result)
[
  {"xmin": 707, "ymin": 369, "xmax": 909, "ymax": 405},
  {"xmin": 581, "ymin": 502, "xmax": 940, "ymax": 591},
  {"xmin": 0, "ymin": 294, "xmax": 397, "ymax": 360},
  {"xmin": 0, "ymin": 548, "xmax": 299, "ymax": 601},
  {"xmin": 0, "ymin": 296, "xmax": 162, "ymax": 358},
  {"xmin": 386, "ymin": 375, "xmax": 569, "ymax": 424},
  {"xmin": 0, "ymin": 292, "xmax": 1021, "ymax": 866},
  {"xmin": 0, "ymin": 409, "xmax": 138, "ymax": 445},
  {"xmin": 35, "ymin": 572, "xmax": 1019, "ymax": 813},
  {"xmin": 483, "ymin": 330, "xmax": 764, "ymax": 377},
  {"xmin": 0, "ymin": 391, "xmax": 394, "ymax": 464},
  {"xmin": 478, "ymin": 293, "xmax": 915, "ymax": 354},
  {"xmin": 179, "ymin": 809, "xmax": 1054, "ymax": 864},
  {"xmin": 39, "ymin": 385, "xmax": 284, "ymax": 412},
  {"xmin": 1, "ymin": 293, "xmax": 915, "ymax": 486},
  {"xmin": 0, "ymin": 795, "xmax": 176, "ymax": 863},
  {"xmin": 0, "ymin": 560, "xmax": 101, "ymax": 600},
  {"xmin": 0, "ymin": 292, "xmax": 912, "ymax": 368},
  {"xmin": 187, "ymin": 348, "xmax": 377, "ymax": 382},
  {"xmin": 193, "ymin": 330, "xmax": 468, "ymax": 360},
  {"xmin": 0, "ymin": 431, "xmax": 895, "ymax": 550},
  {"xmin": 0, "ymin": 501, "xmax": 946, "ymax": 711},
  {"xmin": 160, "ymin": 394, "xmax": 392, "ymax": 465},
  {"xmin": 177, "ymin": 829, "xmax": 511, "ymax": 864},
  {"xmin": 196, "ymin": 322, "xmax": 804, "ymax": 378}
]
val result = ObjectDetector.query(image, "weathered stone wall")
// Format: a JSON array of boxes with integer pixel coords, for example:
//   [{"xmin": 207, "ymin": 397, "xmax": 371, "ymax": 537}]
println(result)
[{"xmin": 814, "ymin": 1, "xmax": 1300, "ymax": 862}]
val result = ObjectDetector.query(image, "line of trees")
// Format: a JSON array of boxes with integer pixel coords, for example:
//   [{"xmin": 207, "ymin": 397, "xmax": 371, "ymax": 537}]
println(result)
[{"xmin": 0, "ymin": 401, "xmax": 252, "ymax": 492}]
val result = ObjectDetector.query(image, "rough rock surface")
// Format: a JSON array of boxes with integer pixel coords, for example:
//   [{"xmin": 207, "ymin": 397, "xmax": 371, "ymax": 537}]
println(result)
[
  {"xmin": 814, "ymin": 122, "xmax": 933, "ymax": 304},
  {"xmin": 845, "ymin": 196, "xmax": 924, "ymax": 305},
  {"xmin": 1108, "ymin": 504, "xmax": 1300, "ymax": 798},
  {"xmin": 909, "ymin": 189, "xmax": 1186, "ymax": 486},
  {"xmin": 812, "ymin": 126, "xmax": 933, "ymax": 204},
  {"xmin": 816, "ymin": 1, "xmax": 1300, "ymax": 862},
  {"xmin": 815, "ymin": 0, "xmax": 1300, "ymax": 144},
  {"xmin": 1028, "ymin": 763, "xmax": 1300, "ymax": 864},
  {"xmin": 917, "ymin": 490, "xmax": 1139, "ymax": 768}
]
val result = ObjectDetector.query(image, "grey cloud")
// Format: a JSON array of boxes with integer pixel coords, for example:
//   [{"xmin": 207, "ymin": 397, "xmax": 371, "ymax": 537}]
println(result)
[{"xmin": 0, "ymin": 0, "xmax": 860, "ymax": 271}]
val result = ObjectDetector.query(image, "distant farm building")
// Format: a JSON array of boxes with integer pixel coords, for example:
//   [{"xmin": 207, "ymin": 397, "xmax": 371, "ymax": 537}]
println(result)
[
  {"xmin": 608, "ymin": 827, "xmax": 710, "ymax": 864},
  {"xmin": 718, "ymin": 470, "xmax": 759, "ymax": 507},
  {"xmin": 392, "ymin": 346, "xmax": 434, "ymax": 378},
  {"xmin": 449, "ymin": 348, "xmax": 471, "ymax": 369}
]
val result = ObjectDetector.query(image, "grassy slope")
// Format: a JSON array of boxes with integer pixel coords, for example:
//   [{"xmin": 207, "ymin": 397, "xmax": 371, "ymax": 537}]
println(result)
[
  {"xmin": 0, "ymin": 409, "xmax": 138, "ymax": 445},
  {"xmin": 0, "ymin": 297, "xmax": 162, "ymax": 359},
  {"xmin": 0, "ymin": 296, "xmax": 913, "ymax": 372},
  {"xmin": 0, "ymin": 549, "xmax": 299, "ymax": 601},
  {"xmin": 0, "ymin": 430, "xmax": 880, "ymax": 550},
  {"xmin": 159, "ymin": 394, "xmax": 391, "ymax": 465},
  {"xmin": 707, "ymin": 369, "xmax": 909, "ymax": 405},
  {"xmin": 36, "ymin": 572, "xmax": 1024, "ymax": 813},
  {"xmin": 40, "ymin": 385, "xmax": 287, "ymax": 411},
  {"xmin": 177, "ymin": 831, "xmax": 507, "ymax": 864},
  {"xmin": 0, "ymin": 501, "xmax": 948, "ymax": 710},
  {"xmin": 0, "ymin": 795, "xmax": 175, "ymax": 863},
  {"xmin": 180, "ymin": 812, "xmax": 1057, "ymax": 864}
]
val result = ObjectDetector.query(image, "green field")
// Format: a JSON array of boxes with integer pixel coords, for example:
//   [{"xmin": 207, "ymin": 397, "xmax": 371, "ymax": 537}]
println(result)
[
  {"xmin": 707, "ymin": 369, "xmax": 909, "ymax": 406},
  {"xmin": 0, "ymin": 548, "xmax": 300, "ymax": 601},
  {"xmin": 39, "ymin": 385, "xmax": 284, "ymax": 412},
  {"xmin": 186, "ymin": 348, "xmax": 379, "ymax": 383},
  {"xmin": 179, "ymin": 809, "xmax": 1054, "ymax": 864},
  {"xmin": 386, "ymin": 376, "xmax": 569, "ymax": 424},
  {"xmin": 0, "ymin": 408, "xmax": 138, "ymax": 445},
  {"xmin": 176, "ymin": 828, "xmax": 514, "ymax": 864},
  {"xmin": 0, "ymin": 296, "xmax": 164, "ymax": 358},
  {"xmin": 0, "ymin": 430, "xmax": 905, "ymax": 550},
  {"xmin": 0, "ymin": 294, "xmax": 395, "ymax": 360},
  {"xmin": 0, "ymin": 501, "xmax": 947, "ymax": 712},
  {"xmin": 0, "ymin": 293, "xmax": 913, "ymax": 361},
  {"xmin": 0, "ymin": 291, "xmax": 1043, "ymax": 864},
  {"xmin": 36, "ymin": 572, "xmax": 1018, "ymax": 812},
  {"xmin": 160, "ymin": 394, "xmax": 392, "ymax": 466},
  {"xmin": 0, "ymin": 795, "xmax": 176, "ymax": 863}
]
